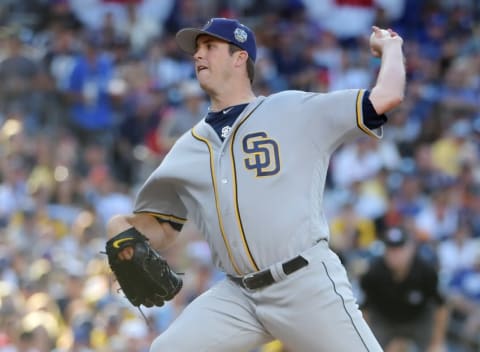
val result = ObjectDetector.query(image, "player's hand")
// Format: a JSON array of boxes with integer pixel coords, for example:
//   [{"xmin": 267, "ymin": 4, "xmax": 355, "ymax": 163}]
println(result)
[
  {"xmin": 369, "ymin": 26, "xmax": 403, "ymax": 57},
  {"xmin": 105, "ymin": 229, "xmax": 183, "ymax": 307}
]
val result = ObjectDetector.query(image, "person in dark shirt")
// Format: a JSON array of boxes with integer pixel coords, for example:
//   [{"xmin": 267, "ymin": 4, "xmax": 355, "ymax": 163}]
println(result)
[{"xmin": 360, "ymin": 227, "xmax": 448, "ymax": 351}]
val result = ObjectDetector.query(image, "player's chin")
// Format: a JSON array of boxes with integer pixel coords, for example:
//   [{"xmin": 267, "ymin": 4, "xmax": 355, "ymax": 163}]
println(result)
[
  {"xmin": 196, "ymin": 76, "xmax": 212, "ymax": 93},
  {"xmin": 196, "ymin": 67, "xmax": 208, "ymax": 77}
]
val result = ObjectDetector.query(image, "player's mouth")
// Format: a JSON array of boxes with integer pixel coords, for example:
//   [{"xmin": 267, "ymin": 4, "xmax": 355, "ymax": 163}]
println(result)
[{"xmin": 197, "ymin": 65, "xmax": 208, "ymax": 73}]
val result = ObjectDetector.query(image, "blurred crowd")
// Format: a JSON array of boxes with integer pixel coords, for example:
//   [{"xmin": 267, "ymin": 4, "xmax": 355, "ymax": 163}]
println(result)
[{"xmin": 0, "ymin": 0, "xmax": 479, "ymax": 351}]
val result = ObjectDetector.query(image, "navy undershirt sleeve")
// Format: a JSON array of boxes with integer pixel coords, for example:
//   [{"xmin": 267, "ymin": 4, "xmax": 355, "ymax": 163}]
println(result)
[
  {"xmin": 362, "ymin": 90, "xmax": 388, "ymax": 129},
  {"xmin": 155, "ymin": 217, "xmax": 184, "ymax": 231}
]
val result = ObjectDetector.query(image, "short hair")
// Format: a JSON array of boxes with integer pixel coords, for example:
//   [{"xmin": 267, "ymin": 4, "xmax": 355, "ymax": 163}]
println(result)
[{"xmin": 229, "ymin": 44, "xmax": 255, "ymax": 83}]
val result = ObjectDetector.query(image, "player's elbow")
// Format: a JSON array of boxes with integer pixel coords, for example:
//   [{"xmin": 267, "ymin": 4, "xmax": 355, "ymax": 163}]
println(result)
[
  {"xmin": 391, "ymin": 90, "xmax": 405, "ymax": 106},
  {"xmin": 370, "ymin": 90, "xmax": 404, "ymax": 115},
  {"xmin": 383, "ymin": 93, "xmax": 404, "ymax": 112}
]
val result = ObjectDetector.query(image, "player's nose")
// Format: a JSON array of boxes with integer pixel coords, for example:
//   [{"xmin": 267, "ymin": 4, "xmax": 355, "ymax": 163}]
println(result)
[{"xmin": 193, "ymin": 46, "xmax": 205, "ymax": 60}]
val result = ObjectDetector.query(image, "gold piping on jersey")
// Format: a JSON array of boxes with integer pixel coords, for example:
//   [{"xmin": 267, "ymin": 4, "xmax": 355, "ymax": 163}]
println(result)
[
  {"xmin": 356, "ymin": 89, "xmax": 379, "ymax": 139},
  {"xmin": 191, "ymin": 128, "xmax": 243, "ymax": 275},
  {"xmin": 228, "ymin": 102, "xmax": 266, "ymax": 272}
]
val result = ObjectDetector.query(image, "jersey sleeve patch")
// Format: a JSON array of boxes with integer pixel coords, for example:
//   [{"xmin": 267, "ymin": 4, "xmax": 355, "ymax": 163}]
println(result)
[{"xmin": 356, "ymin": 90, "xmax": 385, "ymax": 139}]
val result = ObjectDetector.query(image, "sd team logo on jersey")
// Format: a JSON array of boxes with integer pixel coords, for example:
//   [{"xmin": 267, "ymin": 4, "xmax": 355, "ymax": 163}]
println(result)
[{"xmin": 242, "ymin": 132, "xmax": 280, "ymax": 177}]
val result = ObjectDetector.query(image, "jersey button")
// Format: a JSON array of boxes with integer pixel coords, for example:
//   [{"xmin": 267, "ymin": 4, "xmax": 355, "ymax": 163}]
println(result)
[{"xmin": 221, "ymin": 178, "xmax": 228, "ymax": 184}]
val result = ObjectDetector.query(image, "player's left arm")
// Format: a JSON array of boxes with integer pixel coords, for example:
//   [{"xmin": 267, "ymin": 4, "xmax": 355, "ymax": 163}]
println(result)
[
  {"xmin": 368, "ymin": 26, "xmax": 406, "ymax": 115},
  {"xmin": 107, "ymin": 213, "xmax": 179, "ymax": 256}
]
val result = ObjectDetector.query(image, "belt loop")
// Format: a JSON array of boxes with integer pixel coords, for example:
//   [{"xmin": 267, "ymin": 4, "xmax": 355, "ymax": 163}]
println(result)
[
  {"xmin": 270, "ymin": 262, "xmax": 287, "ymax": 282},
  {"xmin": 301, "ymin": 238, "xmax": 328, "ymax": 263}
]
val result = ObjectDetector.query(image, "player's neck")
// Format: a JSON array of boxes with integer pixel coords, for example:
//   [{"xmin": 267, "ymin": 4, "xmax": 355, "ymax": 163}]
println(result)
[{"xmin": 208, "ymin": 88, "xmax": 256, "ymax": 112}]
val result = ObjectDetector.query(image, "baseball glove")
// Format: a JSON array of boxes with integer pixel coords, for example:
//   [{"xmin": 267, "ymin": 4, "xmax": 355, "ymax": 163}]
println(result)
[{"xmin": 105, "ymin": 227, "xmax": 183, "ymax": 307}]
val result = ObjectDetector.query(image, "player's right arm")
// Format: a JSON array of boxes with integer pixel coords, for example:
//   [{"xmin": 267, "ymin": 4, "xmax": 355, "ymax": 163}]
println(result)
[
  {"xmin": 368, "ymin": 26, "xmax": 405, "ymax": 115},
  {"xmin": 107, "ymin": 213, "xmax": 179, "ymax": 260}
]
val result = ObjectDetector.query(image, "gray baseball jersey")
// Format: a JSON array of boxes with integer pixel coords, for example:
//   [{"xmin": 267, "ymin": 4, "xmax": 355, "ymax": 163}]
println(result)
[
  {"xmin": 134, "ymin": 88, "xmax": 381, "ymax": 277},
  {"xmin": 137, "ymin": 88, "xmax": 384, "ymax": 352}
]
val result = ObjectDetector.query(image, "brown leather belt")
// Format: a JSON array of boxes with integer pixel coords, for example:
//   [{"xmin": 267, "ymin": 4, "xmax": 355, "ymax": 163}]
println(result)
[{"xmin": 229, "ymin": 255, "xmax": 309, "ymax": 290}]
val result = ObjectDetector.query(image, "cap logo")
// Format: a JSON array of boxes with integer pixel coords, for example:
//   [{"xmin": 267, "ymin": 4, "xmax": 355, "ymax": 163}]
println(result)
[{"xmin": 234, "ymin": 27, "xmax": 248, "ymax": 43}]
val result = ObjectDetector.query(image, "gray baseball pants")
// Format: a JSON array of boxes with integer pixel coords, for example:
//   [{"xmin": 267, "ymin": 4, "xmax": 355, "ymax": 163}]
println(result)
[{"xmin": 150, "ymin": 241, "xmax": 383, "ymax": 352}]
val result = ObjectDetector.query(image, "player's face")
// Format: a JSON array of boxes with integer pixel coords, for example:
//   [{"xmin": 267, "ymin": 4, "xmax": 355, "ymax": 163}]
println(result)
[{"xmin": 193, "ymin": 35, "xmax": 236, "ymax": 93}]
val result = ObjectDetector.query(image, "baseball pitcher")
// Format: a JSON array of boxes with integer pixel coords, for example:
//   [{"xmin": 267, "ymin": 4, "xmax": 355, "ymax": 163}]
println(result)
[{"xmin": 105, "ymin": 17, "xmax": 405, "ymax": 352}]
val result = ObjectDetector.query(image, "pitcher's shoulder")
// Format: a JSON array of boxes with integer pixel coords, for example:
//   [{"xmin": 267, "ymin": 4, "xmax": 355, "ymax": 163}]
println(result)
[
  {"xmin": 268, "ymin": 90, "xmax": 307, "ymax": 99},
  {"xmin": 263, "ymin": 90, "xmax": 311, "ymax": 104}
]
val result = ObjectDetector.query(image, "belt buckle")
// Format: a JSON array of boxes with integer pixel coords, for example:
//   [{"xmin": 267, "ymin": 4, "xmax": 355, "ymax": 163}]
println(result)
[{"xmin": 241, "ymin": 272, "xmax": 257, "ymax": 290}]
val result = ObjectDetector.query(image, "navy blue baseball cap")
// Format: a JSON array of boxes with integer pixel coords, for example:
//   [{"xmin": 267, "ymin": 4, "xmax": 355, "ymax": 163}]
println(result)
[{"xmin": 176, "ymin": 18, "xmax": 257, "ymax": 62}]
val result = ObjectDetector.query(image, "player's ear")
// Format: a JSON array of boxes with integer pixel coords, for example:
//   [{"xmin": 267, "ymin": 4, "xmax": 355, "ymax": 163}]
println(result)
[{"xmin": 234, "ymin": 50, "xmax": 249, "ymax": 68}]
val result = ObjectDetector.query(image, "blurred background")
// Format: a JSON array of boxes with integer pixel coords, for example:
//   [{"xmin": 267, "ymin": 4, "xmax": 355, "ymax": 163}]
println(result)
[{"xmin": 0, "ymin": 0, "xmax": 479, "ymax": 351}]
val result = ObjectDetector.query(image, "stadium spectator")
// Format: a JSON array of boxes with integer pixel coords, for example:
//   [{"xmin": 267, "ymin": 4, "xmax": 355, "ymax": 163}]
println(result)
[
  {"xmin": 157, "ymin": 79, "xmax": 207, "ymax": 150},
  {"xmin": 0, "ymin": 28, "xmax": 38, "ymax": 121},
  {"xmin": 446, "ymin": 241, "xmax": 480, "ymax": 350},
  {"xmin": 437, "ymin": 219, "xmax": 478, "ymax": 284},
  {"xmin": 65, "ymin": 31, "xmax": 116, "ymax": 146}
]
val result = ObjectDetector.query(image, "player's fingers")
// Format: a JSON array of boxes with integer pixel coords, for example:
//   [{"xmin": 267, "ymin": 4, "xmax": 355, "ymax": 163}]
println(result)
[
  {"xmin": 387, "ymin": 28, "xmax": 399, "ymax": 37},
  {"xmin": 119, "ymin": 246, "xmax": 134, "ymax": 260},
  {"xmin": 371, "ymin": 26, "xmax": 390, "ymax": 40}
]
